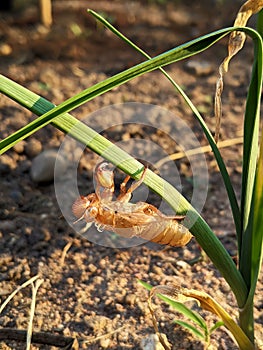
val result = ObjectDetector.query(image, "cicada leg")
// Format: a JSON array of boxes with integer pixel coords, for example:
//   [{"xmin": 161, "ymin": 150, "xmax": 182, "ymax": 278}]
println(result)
[
  {"xmin": 118, "ymin": 166, "xmax": 147, "ymax": 203},
  {"xmin": 156, "ymin": 211, "xmax": 186, "ymax": 221},
  {"xmin": 119, "ymin": 174, "xmax": 131, "ymax": 196}
]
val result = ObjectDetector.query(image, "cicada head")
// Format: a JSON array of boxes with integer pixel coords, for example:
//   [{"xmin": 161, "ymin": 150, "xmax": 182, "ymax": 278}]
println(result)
[{"xmin": 95, "ymin": 162, "xmax": 114, "ymax": 189}]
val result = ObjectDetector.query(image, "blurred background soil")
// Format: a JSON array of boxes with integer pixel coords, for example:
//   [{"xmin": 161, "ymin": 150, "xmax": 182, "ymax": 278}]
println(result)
[{"xmin": 0, "ymin": 1, "xmax": 262, "ymax": 349}]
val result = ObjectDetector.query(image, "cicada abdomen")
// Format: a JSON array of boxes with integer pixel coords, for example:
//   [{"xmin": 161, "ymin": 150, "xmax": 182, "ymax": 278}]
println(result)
[{"xmin": 149, "ymin": 218, "xmax": 192, "ymax": 247}]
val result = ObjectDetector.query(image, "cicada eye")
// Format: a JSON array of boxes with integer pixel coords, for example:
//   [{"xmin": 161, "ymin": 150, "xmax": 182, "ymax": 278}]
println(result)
[
  {"xmin": 96, "ymin": 161, "xmax": 110, "ymax": 173},
  {"xmin": 97, "ymin": 161, "xmax": 116, "ymax": 173}
]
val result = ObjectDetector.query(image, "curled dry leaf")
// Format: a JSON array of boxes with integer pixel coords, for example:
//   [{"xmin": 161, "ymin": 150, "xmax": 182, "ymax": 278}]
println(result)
[
  {"xmin": 214, "ymin": 0, "xmax": 263, "ymax": 142},
  {"xmin": 148, "ymin": 284, "xmax": 254, "ymax": 350}
]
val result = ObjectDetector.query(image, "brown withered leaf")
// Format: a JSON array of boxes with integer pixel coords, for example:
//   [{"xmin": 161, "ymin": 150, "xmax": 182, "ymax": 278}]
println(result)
[
  {"xmin": 214, "ymin": 0, "xmax": 263, "ymax": 143},
  {"xmin": 148, "ymin": 284, "xmax": 254, "ymax": 350}
]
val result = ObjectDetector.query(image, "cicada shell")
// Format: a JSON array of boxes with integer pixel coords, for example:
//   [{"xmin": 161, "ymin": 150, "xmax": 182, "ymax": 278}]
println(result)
[{"xmin": 72, "ymin": 162, "xmax": 192, "ymax": 247}]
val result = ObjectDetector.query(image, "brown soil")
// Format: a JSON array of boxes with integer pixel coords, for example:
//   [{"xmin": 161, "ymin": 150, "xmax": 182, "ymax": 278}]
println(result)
[{"xmin": 0, "ymin": 1, "xmax": 262, "ymax": 349}]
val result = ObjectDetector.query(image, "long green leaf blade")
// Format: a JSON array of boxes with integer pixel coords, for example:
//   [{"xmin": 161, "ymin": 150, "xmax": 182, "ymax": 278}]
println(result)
[
  {"xmin": 173, "ymin": 320, "xmax": 206, "ymax": 340},
  {"xmin": 89, "ymin": 9, "xmax": 241, "ymax": 237},
  {"xmin": 250, "ymin": 127, "xmax": 263, "ymax": 295},
  {"xmin": 240, "ymin": 116, "xmax": 263, "ymax": 339},
  {"xmin": 0, "ymin": 27, "xmax": 256, "ymax": 154}
]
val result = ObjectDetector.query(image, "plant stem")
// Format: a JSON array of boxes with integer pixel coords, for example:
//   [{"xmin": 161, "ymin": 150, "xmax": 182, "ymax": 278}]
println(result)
[{"xmin": 238, "ymin": 9, "xmax": 263, "ymax": 343}]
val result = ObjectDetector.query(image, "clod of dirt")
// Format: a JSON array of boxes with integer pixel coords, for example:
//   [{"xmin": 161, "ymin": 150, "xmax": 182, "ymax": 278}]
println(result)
[
  {"xmin": 84, "ymin": 315, "xmax": 112, "ymax": 333},
  {"xmin": 0, "ymin": 154, "xmax": 16, "ymax": 174},
  {"xmin": 24, "ymin": 138, "xmax": 42, "ymax": 158},
  {"xmin": 13, "ymin": 140, "xmax": 26, "ymax": 154}
]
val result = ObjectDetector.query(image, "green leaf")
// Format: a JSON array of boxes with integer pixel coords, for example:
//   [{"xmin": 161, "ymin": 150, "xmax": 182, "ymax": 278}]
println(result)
[
  {"xmin": 88, "ymin": 9, "xmax": 241, "ymax": 239},
  {"xmin": 240, "ymin": 114, "xmax": 263, "ymax": 338},
  {"xmin": 0, "ymin": 26, "xmax": 256, "ymax": 155},
  {"xmin": 250, "ymin": 127, "xmax": 263, "ymax": 297},
  {"xmin": 209, "ymin": 320, "xmax": 224, "ymax": 334},
  {"xmin": 173, "ymin": 320, "xmax": 206, "ymax": 341}
]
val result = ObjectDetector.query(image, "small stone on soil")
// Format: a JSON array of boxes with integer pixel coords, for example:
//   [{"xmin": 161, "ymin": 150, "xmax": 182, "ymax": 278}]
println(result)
[
  {"xmin": 184, "ymin": 60, "xmax": 214, "ymax": 76},
  {"xmin": 140, "ymin": 333, "xmax": 170, "ymax": 350},
  {"xmin": 30, "ymin": 149, "xmax": 67, "ymax": 183}
]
